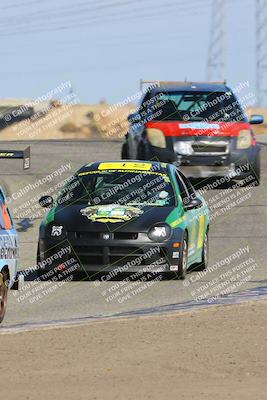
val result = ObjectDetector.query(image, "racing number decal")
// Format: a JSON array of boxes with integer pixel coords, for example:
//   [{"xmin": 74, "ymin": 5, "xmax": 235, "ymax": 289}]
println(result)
[{"xmin": 98, "ymin": 162, "xmax": 152, "ymax": 171}]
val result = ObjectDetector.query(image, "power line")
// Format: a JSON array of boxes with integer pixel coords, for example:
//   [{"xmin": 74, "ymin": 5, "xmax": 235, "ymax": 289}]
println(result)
[
  {"xmin": 0, "ymin": 0, "xmax": 208, "ymax": 30},
  {"xmin": 0, "ymin": 0, "xmax": 211, "ymax": 36},
  {"xmin": 0, "ymin": 0, "xmax": 45, "ymax": 10},
  {"xmin": 0, "ymin": 0, "xmax": 134, "ymax": 25}
]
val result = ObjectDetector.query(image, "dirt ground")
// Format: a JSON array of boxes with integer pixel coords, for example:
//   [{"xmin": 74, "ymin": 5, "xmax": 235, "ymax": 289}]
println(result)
[{"xmin": 1, "ymin": 300, "xmax": 267, "ymax": 400}]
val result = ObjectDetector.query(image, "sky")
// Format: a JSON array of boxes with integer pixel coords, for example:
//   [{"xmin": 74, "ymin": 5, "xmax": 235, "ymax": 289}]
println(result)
[{"xmin": 0, "ymin": 0, "xmax": 261, "ymax": 105}]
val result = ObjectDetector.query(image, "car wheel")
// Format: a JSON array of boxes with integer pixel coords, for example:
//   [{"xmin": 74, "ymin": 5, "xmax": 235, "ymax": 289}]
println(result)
[
  {"xmin": 36, "ymin": 243, "xmax": 45, "ymax": 279},
  {"xmin": 178, "ymin": 235, "xmax": 188, "ymax": 279},
  {"xmin": 249, "ymin": 153, "xmax": 260, "ymax": 186},
  {"xmin": 121, "ymin": 141, "xmax": 129, "ymax": 159},
  {"xmin": 137, "ymin": 141, "xmax": 151, "ymax": 160},
  {"xmin": 196, "ymin": 232, "xmax": 209, "ymax": 271},
  {"xmin": 0, "ymin": 270, "xmax": 8, "ymax": 323},
  {"xmin": 37, "ymin": 243, "xmax": 40, "ymax": 264}
]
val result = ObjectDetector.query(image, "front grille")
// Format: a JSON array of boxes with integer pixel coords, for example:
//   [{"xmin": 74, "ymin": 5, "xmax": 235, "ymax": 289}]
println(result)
[
  {"xmin": 109, "ymin": 247, "xmax": 144, "ymax": 256},
  {"xmin": 114, "ymin": 232, "xmax": 138, "ymax": 240},
  {"xmin": 192, "ymin": 141, "xmax": 229, "ymax": 155},
  {"xmin": 192, "ymin": 144, "xmax": 227, "ymax": 153},
  {"xmin": 73, "ymin": 232, "xmax": 100, "ymax": 240},
  {"xmin": 69, "ymin": 231, "xmax": 138, "ymax": 241},
  {"xmin": 72, "ymin": 246, "xmax": 103, "ymax": 256},
  {"xmin": 71, "ymin": 245, "xmax": 167, "ymax": 267}
]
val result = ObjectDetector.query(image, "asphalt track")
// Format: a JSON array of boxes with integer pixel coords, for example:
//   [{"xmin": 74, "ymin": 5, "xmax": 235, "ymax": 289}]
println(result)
[{"xmin": 1, "ymin": 139, "xmax": 267, "ymax": 328}]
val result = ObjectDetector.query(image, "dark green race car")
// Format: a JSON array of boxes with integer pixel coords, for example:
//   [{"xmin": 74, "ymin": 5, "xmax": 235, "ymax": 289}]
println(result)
[{"xmin": 37, "ymin": 161, "xmax": 209, "ymax": 280}]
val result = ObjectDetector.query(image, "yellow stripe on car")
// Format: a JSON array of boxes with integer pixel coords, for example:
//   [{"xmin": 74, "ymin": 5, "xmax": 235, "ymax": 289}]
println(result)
[
  {"xmin": 170, "ymin": 214, "xmax": 187, "ymax": 228},
  {"xmin": 197, "ymin": 215, "xmax": 205, "ymax": 248}
]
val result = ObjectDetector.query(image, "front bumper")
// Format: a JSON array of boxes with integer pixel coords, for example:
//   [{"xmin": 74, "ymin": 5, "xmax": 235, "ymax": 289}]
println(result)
[
  {"xmin": 176, "ymin": 163, "xmax": 237, "ymax": 179},
  {"xmin": 149, "ymin": 137, "xmax": 260, "ymax": 179},
  {"xmin": 38, "ymin": 232, "xmax": 183, "ymax": 276}
]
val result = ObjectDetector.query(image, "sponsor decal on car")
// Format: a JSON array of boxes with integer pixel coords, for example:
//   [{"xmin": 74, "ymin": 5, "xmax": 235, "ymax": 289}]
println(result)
[
  {"xmin": 51, "ymin": 226, "xmax": 64, "ymax": 237},
  {"xmin": 80, "ymin": 205, "xmax": 144, "ymax": 223},
  {"xmin": 179, "ymin": 122, "xmax": 220, "ymax": 130},
  {"xmin": 0, "ymin": 234, "xmax": 18, "ymax": 259}
]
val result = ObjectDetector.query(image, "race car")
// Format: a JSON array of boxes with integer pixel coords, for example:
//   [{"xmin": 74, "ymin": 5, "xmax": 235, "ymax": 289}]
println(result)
[
  {"xmin": 37, "ymin": 160, "xmax": 209, "ymax": 280},
  {"xmin": 122, "ymin": 81, "xmax": 263, "ymax": 185},
  {"xmin": 0, "ymin": 186, "xmax": 19, "ymax": 323}
]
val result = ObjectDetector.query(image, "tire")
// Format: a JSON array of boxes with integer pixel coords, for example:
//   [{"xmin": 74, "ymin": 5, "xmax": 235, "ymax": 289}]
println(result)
[
  {"xmin": 178, "ymin": 234, "xmax": 188, "ymax": 279},
  {"xmin": 137, "ymin": 141, "xmax": 151, "ymax": 160},
  {"xmin": 37, "ymin": 243, "xmax": 40, "ymax": 264},
  {"xmin": 35, "ymin": 243, "xmax": 45, "ymax": 280},
  {"xmin": 0, "ymin": 270, "xmax": 8, "ymax": 323},
  {"xmin": 249, "ymin": 153, "xmax": 261, "ymax": 186},
  {"xmin": 121, "ymin": 141, "xmax": 129, "ymax": 159},
  {"xmin": 196, "ymin": 232, "xmax": 209, "ymax": 271}
]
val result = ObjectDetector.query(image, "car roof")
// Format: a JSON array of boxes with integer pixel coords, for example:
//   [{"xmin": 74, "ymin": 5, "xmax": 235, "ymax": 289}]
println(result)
[
  {"xmin": 151, "ymin": 82, "xmax": 231, "ymax": 93},
  {"xmin": 79, "ymin": 160, "xmax": 171, "ymax": 174}
]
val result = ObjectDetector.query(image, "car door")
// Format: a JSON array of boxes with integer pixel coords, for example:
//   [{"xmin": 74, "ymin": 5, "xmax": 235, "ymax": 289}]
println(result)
[
  {"xmin": 0, "ymin": 188, "xmax": 18, "ymax": 287},
  {"xmin": 0, "ymin": 189, "xmax": 12, "ymax": 230},
  {"xmin": 175, "ymin": 172, "xmax": 203, "ymax": 259}
]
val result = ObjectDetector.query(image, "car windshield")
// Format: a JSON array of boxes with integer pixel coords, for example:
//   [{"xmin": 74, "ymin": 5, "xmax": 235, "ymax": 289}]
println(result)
[
  {"xmin": 150, "ymin": 91, "xmax": 246, "ymax": 122},
  {"xmin": 57, "ymin": 170, "xmax": 176, "ymax": 207}
]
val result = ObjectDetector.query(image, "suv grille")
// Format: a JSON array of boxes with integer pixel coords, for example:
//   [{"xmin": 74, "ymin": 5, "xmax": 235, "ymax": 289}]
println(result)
[{"xmin": 192, "ymin": 140, "xmax": 229, "ymax": 155}]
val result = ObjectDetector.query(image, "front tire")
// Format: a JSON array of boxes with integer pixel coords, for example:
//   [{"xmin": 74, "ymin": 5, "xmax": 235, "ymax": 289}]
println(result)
[
  {"xmin": 121, "ymin": 141, "xmax": 129, "ymax": 159},
  {"xmin": 0, "ymin": 271, "xmax": 8, "ymax": 323},
  {"xmin": 249, "ymin": 153, "xmax": 260, "ymax": 186},
  {"xmin": 196, "ymin": 232, "xmax": 209, "ymax": 271},
  {"xmin": 137, "ymin": 141, "xmax": 152, "ymax": 160},
  {"xmin": 178, "ymin": 235, "xmax": 188, "ymax": 279}
]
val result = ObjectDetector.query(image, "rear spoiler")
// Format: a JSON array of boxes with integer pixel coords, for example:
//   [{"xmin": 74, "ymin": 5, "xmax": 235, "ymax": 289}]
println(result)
[
  {"xmin": 0, "ymin": 146, "xmax": 30, "ymax": 169},
  {"xmin": 140, "ymin": 79, "xmax": 227, "ymax": 90}
]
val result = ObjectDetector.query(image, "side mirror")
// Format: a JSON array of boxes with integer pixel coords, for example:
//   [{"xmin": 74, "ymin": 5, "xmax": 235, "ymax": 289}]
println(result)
[
  {"xmin": 128, "ymin": 112, "xmax": 141, "ymax": 124},
  {"xmin": 184, "ymin": 197, "xmax": 203, "ymax": 211},
  {"xmin": 250, "ymin": 114, "xmax": 264, "ymax": 125},
  {"xmin": 39, "ymin": 195, "xmax": 54, "ymax": 208}
]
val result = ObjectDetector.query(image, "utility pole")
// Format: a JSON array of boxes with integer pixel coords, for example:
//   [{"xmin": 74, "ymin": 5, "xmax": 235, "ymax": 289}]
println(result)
[
  {"xmin": 207, "ymin": 0, "xmax": 225, "ymax": 82},
  {"xmin": 256, "ymin": 0, "xmax": 267, "ymax": 106}
]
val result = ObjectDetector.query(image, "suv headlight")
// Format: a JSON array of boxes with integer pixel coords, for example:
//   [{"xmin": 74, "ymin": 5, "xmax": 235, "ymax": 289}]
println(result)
[
  {"xmin": 148, "ymin": 223, "xmax": 172, "ymax": 242},
  {"xmin": 174, "ymin": 141, "xmax": 193, "ymax": 155},
  {"xmin": 146, "ymin": 128, "xmax": 166, "ymax": 149},
  {"xmin": 237, "ymin": 130, "xmax": 252, "ymax": 149}
]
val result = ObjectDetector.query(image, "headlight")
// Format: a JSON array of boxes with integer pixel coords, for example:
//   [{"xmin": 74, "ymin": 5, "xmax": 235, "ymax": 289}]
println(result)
[
  {"xmin": 148, "ymin": 223, "xmax": 172, "ymax": 242},
  {"xmin": 174, "ymin": 141, "xmax": 193, "ymax": 155},
  {"xmin": 237, "ymin": 130, "xmax": 252, "ymax": 149},
  {"xmin": 146, "ymin": 128, "xmax": 166, "ymax": 148}
]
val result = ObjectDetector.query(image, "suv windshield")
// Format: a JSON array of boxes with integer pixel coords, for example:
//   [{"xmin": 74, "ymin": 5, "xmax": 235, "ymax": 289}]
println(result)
[
  {"xmin": 57, "ymin": 171, "xmax": 176, "ymax": 207},
  {"xmin": 150, "ymin": 91, "xmax": 246, "ymax": 122}
]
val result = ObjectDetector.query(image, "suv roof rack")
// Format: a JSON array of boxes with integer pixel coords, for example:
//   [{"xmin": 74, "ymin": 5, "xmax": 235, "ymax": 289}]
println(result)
[{"xmin": 140, "ymin": 79, "xmax": 227, "ymax": 90}]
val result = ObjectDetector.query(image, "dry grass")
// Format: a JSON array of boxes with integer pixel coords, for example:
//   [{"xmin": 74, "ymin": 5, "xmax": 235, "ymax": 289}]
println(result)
[{"xmin": 0, "ymin": 100, "xmax": 265, "ymax": 141}]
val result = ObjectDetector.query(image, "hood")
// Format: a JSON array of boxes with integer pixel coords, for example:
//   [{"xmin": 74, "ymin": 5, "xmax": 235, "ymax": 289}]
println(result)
[
  {"xmin": 49, "ymin": 203, "xmax": 176, "ymax": 232},
  {"xmin": 146, "ymin": 121, "xmax": 251, "ymax": 137}
]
